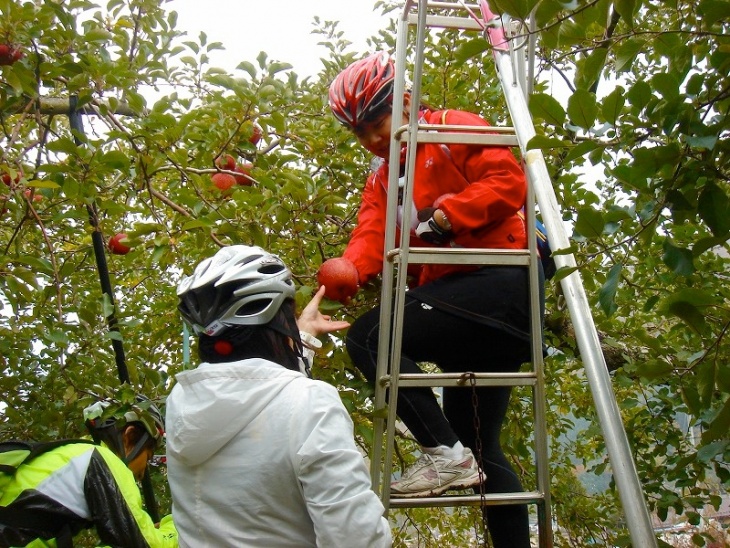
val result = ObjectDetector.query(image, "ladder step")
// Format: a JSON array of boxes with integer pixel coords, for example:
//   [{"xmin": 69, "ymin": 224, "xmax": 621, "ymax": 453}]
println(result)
[
  {"xmin": 396, "ymin": 125, "xmax": 520, "ymax": 147},
  {"xmin": 387, "ymin": 247, "xmax": 532, "ymax": 267},
  {"xmin": 406, "ymin": 12, "xmax": 484, "ymax": 31},
  {"xmin": 389, "ymin": 490, "xmax": 545, "ymax": 508},
  {"xmin": 379, "ymin": 371, "xmax": 537, "ymax": 388}
]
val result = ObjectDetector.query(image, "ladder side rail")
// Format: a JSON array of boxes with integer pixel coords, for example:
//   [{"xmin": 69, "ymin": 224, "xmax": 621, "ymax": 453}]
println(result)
[
  {"xmin": 492, "ymin": 46, "xmax": 658, "ymax": 548},
  {"xmin": 522, "ymin": 156, "xmax": 554, "ymax": 548},
  {"xmin": 371, "ymin": 7, "xmax": 412, "ymax": 499},
  {"xmin": 374, "ymin": 0, "xmax": 433, "ymax": 509}
]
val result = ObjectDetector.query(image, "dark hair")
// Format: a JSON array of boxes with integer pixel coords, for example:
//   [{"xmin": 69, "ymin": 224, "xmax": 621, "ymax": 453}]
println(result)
[{"xmin": 198, "ymin": 299, "xmax": 302, "ymax": 370}]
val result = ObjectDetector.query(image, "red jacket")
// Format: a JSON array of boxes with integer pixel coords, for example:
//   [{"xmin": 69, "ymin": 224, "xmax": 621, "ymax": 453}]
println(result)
[{"xmin": 343, "ymin": 108, "xmax": 528, "ymax": 287}]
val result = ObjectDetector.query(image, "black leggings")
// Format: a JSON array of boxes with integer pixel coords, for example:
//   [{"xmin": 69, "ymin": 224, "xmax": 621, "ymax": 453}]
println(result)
[{"xmin": 346, "ymin": 279, "xmax": 535, "ymax": 547}]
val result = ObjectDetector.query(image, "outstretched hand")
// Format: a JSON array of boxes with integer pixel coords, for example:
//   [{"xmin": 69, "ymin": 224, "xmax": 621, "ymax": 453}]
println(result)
[{"xmin": 297, "ymin": 285, "xmax": 351, "ymax": 337}]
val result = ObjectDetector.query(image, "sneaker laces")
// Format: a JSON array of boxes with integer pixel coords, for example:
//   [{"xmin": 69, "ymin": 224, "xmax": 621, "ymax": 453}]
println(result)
[{"xmin": 401, "ymin": 453, "xmax": 445, "ymax": 486}]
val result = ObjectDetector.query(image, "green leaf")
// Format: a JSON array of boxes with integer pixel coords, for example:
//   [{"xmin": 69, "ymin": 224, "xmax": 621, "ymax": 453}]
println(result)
[
  {"xmin": 697, "ymin": 440, "xmax": 729, "ymax": 463},
  {"xmin": 236, "ymin": 61, "xmax": 257, "ymax": 77},
  {"xmin": 626, "ymin": 79, "xmax": 652, "ymax": 110},
  {"xmin": 564, "ymin": 140, "xmax": 600, "ymax": 163},
  {"xmin": 487, "ymin": 0, "xmax": 541, "ymax": 19},
  {"xmin": 181, "ymin": 219, "xmax": 212, "ymax": 230},
  {"xmin": 601, "ymin": 86, "xmax": 625, "ymax": 126},
  {"xmin": 102, "ymin": 293, "xmax": 116, "ymax": 319},
  {"xmin": 698, "ymin": 0, "xmax": 730, "ymax": 23},
  {"xmin": 659, "ymin": 288, "xmax": 716, "ymax": 334},
  {"xmin": 636, "ymin": 359, "xmax": 673, "ymax": 380},
  {"xmin": 615, "ymin": 0, "xmax": 640, "ymax": 25},
  {"xmin": 598, "ymin": 263, "xmax": 621, "ymax": 316},
  {"xmin": 574, "ymin": 208, "xmax": 605, "ymax": 238},
  {"xmin": 529, "ymin": 92, "xmax": 566, "ymax": 127},
  {"xmin": 614, "ymin": 39, "xmax": 644, "ymax": 72},
  {"xmin": 575, "ymin": 49, "xmax": 607, "ymax": 91},
  {"xmin": 99, "ymin": 150, "xmax": 130, "ymax": 171},
  {"xmin": 662, "ymin": 240, "xmax": 695, "ymax": 276},
  {"xmin": 567, "ymin": 89, "xmax": 598, "ymax": 129},
  {"xmin": 454, "ymin": 38, "xmax": 490, "ymax": 64},
  {"xmin": 25, "ymin": 179, "xmax": 60, "ymax": 189},
  {"xmin": 702, "ymin": 399, "xmax": 730, "ymax": 443},
  {"xmin": 686, "ymin": 134, "xmax": 718, "ymax": 149},
  {"xmin": 692, "ymin": 236, "xmax": 729, "ymax": 256},
  {"xmin": 526, "ymin": 135, "xmax": 571, "ymax": 150},
  {"xmin": 698, "ymin": 183, "xmax": 730, "ymax": 237},
  {"xmin": 651, "ymin": 72, "xmax": 680, "ymax": 100},
  {"xmin": 84, "ymin": 28, "xmax": 113, "ymax": 42},
  {"xmin": 47, "ymin": 138, "xmax": 81, "ymax": 156}
]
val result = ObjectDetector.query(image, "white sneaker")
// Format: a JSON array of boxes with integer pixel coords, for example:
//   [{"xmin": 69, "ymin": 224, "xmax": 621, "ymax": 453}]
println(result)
[{"xmin": 390, "ymin": 447, "xmax": 484, "ymax": 498}]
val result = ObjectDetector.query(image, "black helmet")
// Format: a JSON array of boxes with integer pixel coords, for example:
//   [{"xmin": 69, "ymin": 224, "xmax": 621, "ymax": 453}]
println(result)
[
  {"xmin": 84, "ymin": 395, "xmax": 164, "ymax": 464},
  {"xmin": 177, "ymin": 245, "xmax": 295, "ymax": 336}
]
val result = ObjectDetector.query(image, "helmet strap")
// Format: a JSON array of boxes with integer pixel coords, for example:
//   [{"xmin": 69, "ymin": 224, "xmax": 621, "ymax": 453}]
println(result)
[{"xmin": 123, "ymin": 431, "xmax": 152, "ymax": 465}]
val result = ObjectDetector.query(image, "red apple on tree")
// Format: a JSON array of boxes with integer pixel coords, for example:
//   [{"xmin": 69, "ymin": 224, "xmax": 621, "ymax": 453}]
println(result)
[
  {"xmin": 433, "ymin": 192, "xmax": 455, "ymax": 209},
  {"xmin": 211, "ymin": 172, "xmax": 236, "ymax": 191},
  {"xmin": 2, "ymin": 167, "xmax": 23, "ymax": 188},
  {"xmin": 0, "ymin": 44, "xmax": 23, "ymax": 66},
  {"xmin": 108, "ymin": 233, "xmax": 131, "ymax": 255},
  {"xmin": 215, "ymin": 154, "xmax": 237, "ymax": 171},
  {"xmin": 249, "ymin": 123, "xmax": 262, "ymax": 145},
  {"xmin": 317, "ymin": 257, "xmax": 359, "ymax": 303},
  {"xmin": 23, "ymin": 189, "xmax": 42, "ymax": 203},
  {"xmin": 234, "ymin": 162, "xmax": 253, "ymax": 186}
]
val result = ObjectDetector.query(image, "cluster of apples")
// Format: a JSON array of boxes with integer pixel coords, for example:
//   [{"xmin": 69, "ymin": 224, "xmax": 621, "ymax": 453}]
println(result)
[
  {"xmin": 2, "ymin": 166, "xmax": 43, "ymax": 206},
  {"xmin": 211, "ymin": 154, "xmax": 254, "ymax": 191},
  {"xmin": 211, "ymin": 123, "xmax": 262, "ymax": 192}
]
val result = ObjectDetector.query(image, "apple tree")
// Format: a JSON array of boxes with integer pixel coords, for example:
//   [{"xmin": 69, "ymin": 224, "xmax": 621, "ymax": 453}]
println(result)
[{"xmin": 1, "ymin": 0, "xmax": 729, "ymax": 546}]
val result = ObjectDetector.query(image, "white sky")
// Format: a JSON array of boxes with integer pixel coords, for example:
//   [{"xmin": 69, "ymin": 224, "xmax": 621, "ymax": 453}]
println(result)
[{"xmin": 167, "ymin": 0, "xmax": 394, "ymax": 77}]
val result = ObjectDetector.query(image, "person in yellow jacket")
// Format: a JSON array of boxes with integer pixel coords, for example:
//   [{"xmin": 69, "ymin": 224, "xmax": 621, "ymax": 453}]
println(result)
[{"xmin": 0, "ymin": 396, "xmax": 177, "ymax": 548}]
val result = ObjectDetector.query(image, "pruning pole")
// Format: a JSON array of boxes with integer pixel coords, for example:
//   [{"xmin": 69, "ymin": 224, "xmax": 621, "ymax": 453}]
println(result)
[{"xmin": 67, "ymin": 96, "xmax": 159, "ymax": 522}]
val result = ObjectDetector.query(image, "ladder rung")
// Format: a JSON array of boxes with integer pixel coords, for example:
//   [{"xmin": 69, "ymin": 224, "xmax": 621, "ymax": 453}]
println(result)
[
  {"xmin": 389, "ymin": 490, "xmax": 545, "ymax": 508},
  {"xmin": 395, "ymin": 124, "xmax": 519, "ymax": 148},
  {"xmin": 407, "ymin": 13, "xmax": 484, "ymax": 31},
  {"xmin": 379, "ymin": 371, "xmax": 537, "ymax": 388},
  {"xmin": 387, "ymin": 247, "xmax": 531, "ymax": 267}
]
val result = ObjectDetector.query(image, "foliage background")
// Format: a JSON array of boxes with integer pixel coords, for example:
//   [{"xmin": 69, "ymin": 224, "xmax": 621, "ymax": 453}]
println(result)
[{"xmin": 0, "ymin": 0, "xmax": 728, "ymax": 546}]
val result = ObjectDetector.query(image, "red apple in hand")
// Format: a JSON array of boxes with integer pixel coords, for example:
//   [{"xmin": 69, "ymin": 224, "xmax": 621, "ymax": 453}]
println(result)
[
  {"xmin": 433, "ymin": 192, "xmax": 455, "ymax": 209},
  {"xmin": 211, "ymin": 172, "xmax": 236, "ymax": 191},
  {"xmin": 108, "ymin": 233, "xmax": 131, "ymax": 255},
  {"xmin": 317, "ymin": 257, "xmax": 359, "ymax": 303}
]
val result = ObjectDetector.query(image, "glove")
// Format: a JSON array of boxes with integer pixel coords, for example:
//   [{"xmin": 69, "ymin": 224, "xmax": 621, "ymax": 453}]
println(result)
[{"xmin": 415, "ymin": 207, "xmax": 452, "ymax": 245}]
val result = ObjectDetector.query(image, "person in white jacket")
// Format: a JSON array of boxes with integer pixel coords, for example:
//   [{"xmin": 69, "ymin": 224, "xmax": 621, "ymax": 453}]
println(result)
[{"xmin": 167, "ymin": 245, "xmax": 392, "ymax": 548}]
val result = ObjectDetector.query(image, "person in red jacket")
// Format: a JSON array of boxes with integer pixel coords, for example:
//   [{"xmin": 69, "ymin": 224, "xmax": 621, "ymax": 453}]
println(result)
[{"xmin": 325, "ymin": 51, "xmax": 544, "ymax": 548}]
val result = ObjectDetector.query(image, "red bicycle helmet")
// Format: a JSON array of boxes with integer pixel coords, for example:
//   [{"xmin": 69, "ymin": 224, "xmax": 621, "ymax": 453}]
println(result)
[{"xmin": 329, "ymin": 51, "xmax": 396, "ymax": 129}]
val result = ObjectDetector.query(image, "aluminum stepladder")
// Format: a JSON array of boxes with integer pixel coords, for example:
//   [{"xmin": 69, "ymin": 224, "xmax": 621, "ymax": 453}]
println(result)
[{"xmin": 369, "ymin": 1, "xmax": 658, "ymax": 547}]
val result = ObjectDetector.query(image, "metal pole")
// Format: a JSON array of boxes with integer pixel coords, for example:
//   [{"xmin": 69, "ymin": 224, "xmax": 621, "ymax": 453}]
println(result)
[
  {"xmin": 67, "ymin": 97, "xmax": 160, "ymax": 523},
  {"xmin": 492, "ymin": 50, "xmax": 658, "ymax": 548}
]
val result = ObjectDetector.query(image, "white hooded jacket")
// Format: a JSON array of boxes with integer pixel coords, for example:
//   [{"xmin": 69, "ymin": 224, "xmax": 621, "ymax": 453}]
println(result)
[{"xmin": 166, "ymin": 357, "xmax": 392, "ymax": 548}]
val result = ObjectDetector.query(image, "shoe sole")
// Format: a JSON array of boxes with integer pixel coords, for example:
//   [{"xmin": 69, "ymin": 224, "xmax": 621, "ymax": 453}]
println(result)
[{"xmin": 390, "ymin": 470, "xmax": 484, "ymax": 499}]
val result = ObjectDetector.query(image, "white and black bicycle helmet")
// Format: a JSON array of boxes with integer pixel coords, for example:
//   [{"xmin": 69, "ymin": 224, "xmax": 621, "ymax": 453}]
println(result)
[
  {"xmin": 84, "ymin": 395, "xmax": 165, "ymax": 463},
  {"xmin": 177, "ymin": 245, "xmax": 296, "ymax": 336}
]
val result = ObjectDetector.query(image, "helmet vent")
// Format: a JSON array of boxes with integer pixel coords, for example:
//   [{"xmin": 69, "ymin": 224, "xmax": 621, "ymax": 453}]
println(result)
[
  {"xmin": 259, "ymin": 264, "xmax": 286, "ymax": 274},
  {"xmin": 235, "ymin": 298, "xmax": 270, "ymax": 317}
]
